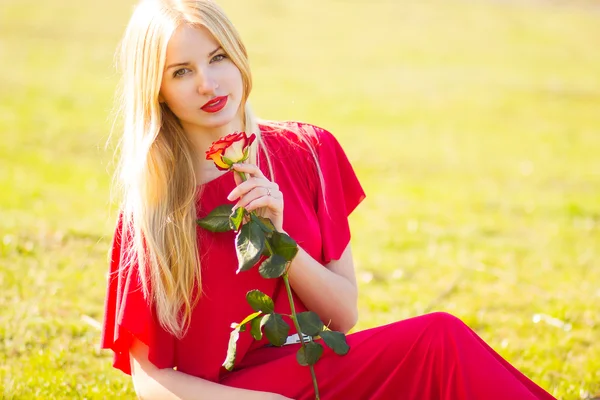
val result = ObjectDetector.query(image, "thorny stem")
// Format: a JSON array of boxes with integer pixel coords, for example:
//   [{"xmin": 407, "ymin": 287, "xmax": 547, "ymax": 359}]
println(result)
[
  {"xmin": 235, "ymin": 170, "xmax": 248, "ymax": 183},
  {"xmin": 264, "ymin": 233, "xmax": 275, "ymax": 254},
  {"xmin": 235, "ymin": 168, "xmax": 320, "ymax": 399},
  {"xmin": 283, "ymin": 273, "xmax": 320, "ymax": 400}
]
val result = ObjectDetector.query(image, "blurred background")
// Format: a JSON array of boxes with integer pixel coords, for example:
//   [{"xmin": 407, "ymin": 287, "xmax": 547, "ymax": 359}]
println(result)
[{"xmin": 1, "ymin": 0, "xmax": 599, "ymax": 398}]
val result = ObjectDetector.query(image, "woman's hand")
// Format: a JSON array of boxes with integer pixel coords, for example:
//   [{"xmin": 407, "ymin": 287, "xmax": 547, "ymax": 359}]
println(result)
[{"xmin": 227, "ymin": 163, "xmax": 284, "ymax": 232}]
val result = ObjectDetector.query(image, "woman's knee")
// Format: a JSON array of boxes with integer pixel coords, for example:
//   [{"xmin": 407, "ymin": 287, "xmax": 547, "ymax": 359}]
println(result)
[
  {"xmin": 424, "ymin": 311, "xmax": 470, "ymax": 333},
  {"xmin": 382, "ymin": 311, "xmax": 471, "ymax": 346}
]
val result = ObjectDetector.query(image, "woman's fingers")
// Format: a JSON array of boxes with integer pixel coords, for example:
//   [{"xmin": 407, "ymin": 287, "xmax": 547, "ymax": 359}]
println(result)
[
  {"xmin": 233, "ymin": 186, "xmax": 275, "ymax": 210},
  {"xmin": 244, "ymin": 193, "xmax": 279, "ymax": 213},
  {"xmin": 228, "ymin": 163, "xmax": 284, "ymax": 231},
  {"xmin": 227, "ymin": 177, "xmax": 272, "ymax": 201},
  {"xmin": 232, "ymin": 163, "xmax": 265, "ymax": 179},
  {"xmin": 233, "ymin": 172, "xmax": 243, "ymax": 186},
  {"xmin": 227, "ymin": 164, "xmax": 279, "ymax": 201}
]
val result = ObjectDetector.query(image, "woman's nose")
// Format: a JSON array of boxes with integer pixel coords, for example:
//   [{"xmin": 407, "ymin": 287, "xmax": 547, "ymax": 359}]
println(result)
[{"xmin": 196, "ymin": 68, "xmax": 218, "ymax": 95}]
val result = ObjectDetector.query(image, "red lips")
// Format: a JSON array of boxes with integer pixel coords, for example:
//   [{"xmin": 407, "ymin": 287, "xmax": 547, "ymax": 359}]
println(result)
[{"xmin": 201, "ymin": 96, "xmax": 228, "ymax": 113}]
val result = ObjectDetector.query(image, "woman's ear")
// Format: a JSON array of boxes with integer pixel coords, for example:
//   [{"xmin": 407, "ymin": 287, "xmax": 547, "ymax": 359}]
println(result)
[{"xmin": 158, "ymin": 93, "xmax": 165, "ymax": 103}]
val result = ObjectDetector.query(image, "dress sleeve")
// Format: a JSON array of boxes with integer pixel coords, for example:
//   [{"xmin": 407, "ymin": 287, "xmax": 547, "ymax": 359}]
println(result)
[
  {"xmin": 313, "ymin": 127, "xmax": 366, "ymax": 264},
  {"xmin": 100, "ymin": 213, "xmax": 175, "ymax": 375}
]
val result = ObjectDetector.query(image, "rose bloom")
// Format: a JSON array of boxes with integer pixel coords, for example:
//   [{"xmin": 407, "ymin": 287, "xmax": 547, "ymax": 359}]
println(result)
[{"xmin": 206, "ymin": 132, "xmax": 256, "ymax": 170}]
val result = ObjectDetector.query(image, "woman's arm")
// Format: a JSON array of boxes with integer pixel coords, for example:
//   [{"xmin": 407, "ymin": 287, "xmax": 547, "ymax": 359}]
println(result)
[
  {"xmin": 227, "ymin": 163, "xmax": 359, "ymax": 333},
  {"xmin": 129, "ymin": 339, "xmax": 290, "ymax": 400},
  {"xmin": 286, "ymin": 242, "xmax": 358, "ymax": 333}
]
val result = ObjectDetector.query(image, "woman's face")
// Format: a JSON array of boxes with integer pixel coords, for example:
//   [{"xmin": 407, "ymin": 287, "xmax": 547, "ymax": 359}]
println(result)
[{"xmin": 160, "ymin": 24, "xmax": 244, "ymax": 133}]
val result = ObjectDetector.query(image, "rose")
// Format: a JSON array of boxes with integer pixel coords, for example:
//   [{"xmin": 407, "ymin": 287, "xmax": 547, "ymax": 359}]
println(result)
[
  {"xmin": 205, "ymin": 132, "xmax": 256, "ymax": 171},
  {"xmin": 198, "ymin": 133, "xmax": 350, "ymax": 400}
]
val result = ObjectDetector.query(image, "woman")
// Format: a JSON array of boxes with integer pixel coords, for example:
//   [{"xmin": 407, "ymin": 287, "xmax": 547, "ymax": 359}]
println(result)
[{"xmin": 101, "ymin": 1, "xmax": 556, "ymax": 399}]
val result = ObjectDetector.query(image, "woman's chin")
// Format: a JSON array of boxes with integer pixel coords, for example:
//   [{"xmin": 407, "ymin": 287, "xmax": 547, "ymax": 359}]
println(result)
[{"xmin": 199, "ymin": 109, "xmax": 241, "ymax": 130}]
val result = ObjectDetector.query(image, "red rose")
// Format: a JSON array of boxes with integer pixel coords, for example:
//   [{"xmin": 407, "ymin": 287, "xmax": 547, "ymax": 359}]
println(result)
[{"xmin": 205, "ymin": 132, "xmax": 256, "ymax": 171}]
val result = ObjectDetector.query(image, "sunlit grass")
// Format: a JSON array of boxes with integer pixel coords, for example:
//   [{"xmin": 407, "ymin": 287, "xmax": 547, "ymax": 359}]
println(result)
[{"xmin": 1, "ymin": 0, "xmax": 599, "ymax": 398}]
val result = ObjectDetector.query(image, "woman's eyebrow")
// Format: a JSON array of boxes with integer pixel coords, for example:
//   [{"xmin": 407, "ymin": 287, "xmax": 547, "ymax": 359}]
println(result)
[
  {"xmin": 165, "ymin": 47, "xmax": 222, "ymax": 70},
  {"xmin": 166, "ymin": 61, "xmax": 190, "ymax": 70},
  {"xmin": 208, "ymin": 46, "xmax": 222, "ymax": 56}
]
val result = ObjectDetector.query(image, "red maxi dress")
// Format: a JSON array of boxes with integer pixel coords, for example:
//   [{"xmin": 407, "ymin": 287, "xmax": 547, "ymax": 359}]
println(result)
[{"xmin": 101, "ymin": 122, "xmax": 556, "ymax": 400}]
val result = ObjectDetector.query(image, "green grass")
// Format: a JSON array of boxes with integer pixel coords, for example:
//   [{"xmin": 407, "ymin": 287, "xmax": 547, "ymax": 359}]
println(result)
[{"xmin": 1, "ymin": 0, "xmax": 599, "ymax": 398}]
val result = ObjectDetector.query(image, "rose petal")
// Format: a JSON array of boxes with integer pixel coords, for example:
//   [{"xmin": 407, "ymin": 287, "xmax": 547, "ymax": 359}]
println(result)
[
  {"xmin": 205, "ymin": 147, "xmax": 223, "ymax": 160},
  {"xmin": 206, "ymin": 148, "xmax": 231, "ymax": 170},
  {"xmin": 223, "ymin": 140, "xmax": 245, "ymax": 163},
  {"xmin": 206, "ymin": 132, "xmax": 256, "ymax": 169}
]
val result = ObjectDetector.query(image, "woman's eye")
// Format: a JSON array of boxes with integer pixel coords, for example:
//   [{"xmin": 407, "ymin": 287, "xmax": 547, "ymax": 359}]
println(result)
[
  {"xmin": 173, "ymin": 68, "xmax": 190, "ymax": 78},
  {"xmin": 211, "ymin": 54, "xmax": 227, "ymax": 63}
]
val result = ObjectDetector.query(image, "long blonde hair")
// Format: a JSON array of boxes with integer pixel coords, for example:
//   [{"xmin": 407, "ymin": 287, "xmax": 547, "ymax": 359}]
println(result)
[
  {"xmin": 113, "ymin": 0, "xmax": 325, "ymax": 339},
  {"xmin": 114, "ymin": 0, "xmax": 268, "ymax": 338}
]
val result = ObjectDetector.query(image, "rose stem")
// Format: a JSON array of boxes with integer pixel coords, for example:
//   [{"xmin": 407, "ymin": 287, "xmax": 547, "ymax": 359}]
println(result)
[
  {"xmin": 235, "ymin": 170, "xmax": 247, "ymax": 183},
  {"xmin": 235, "ymin": 168, "xmax": 320, "ymax": 399},
  {"xmin": 283, "ymin": 273, "xmax": 320, "ymax": 400}
]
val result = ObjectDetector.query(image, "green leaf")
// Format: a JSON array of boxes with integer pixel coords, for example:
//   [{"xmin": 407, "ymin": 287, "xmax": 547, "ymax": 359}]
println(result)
[
  {"xmin": 229, "ymin": 206, "xmax": 245, "ymax": 231},
  {"xmin": 297, "ymin": 312, "xmax": 324, "ymax": 336},
  {"xmin": 260, "ymin": 314, "xmax": 270, "ymax": 329},
  {"xmin": 246, "ymin": 290, "xmax": 274, "ymax": 314},
  {"xmin": 236, "ymin": 220, "xmax": 266, "ymax": 272},
  {"xmin": 262, "ymin": 313, "xmax": 290, "ymax": 347},
  {"xmin": 270, "ymin": 231, "xmax": 298, "ymax": 261},
  {"xmin": 222, "ymin": 328, "xmax": 240, "ymax": 371},
  {"xmin": 258, "ymin": 217, "xmax": 276, "ymax": 232},
  {"xmin": 230, "ymin": 311, "xmax": 262, "ymax": 332},
  {"xmin": 258, "ymin": 254, "xmax": 287, "ymax": 279},
  {"xmin": 319, "ymin": 330, "xmax": 350, "ymax": 355},
  {"xmin": 296, "ymin": 341, "xmax": 324, "ymax": 366},
  {"xmin": 197, "ymin": 204, "xmax": 234, "ymax": 232},
  {"xmin": 251, "ymin": 214, "xmax": 275, "ymax": 235},
  {"xmin": 250, "ymin": 317, "xmax": 263, "ymax": 340},
  {"xmin": 239, "ymin": 311, "xmax": 263, "ymax": 326},
  {"xmin": 261, "ymin": 245, "xmax": 272, "ymax": 258}
]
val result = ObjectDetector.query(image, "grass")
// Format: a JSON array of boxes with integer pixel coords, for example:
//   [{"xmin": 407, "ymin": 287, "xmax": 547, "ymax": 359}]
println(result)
[{"xmin": 1, "ymin": 0, "xmax": 599, "ymax": 398}]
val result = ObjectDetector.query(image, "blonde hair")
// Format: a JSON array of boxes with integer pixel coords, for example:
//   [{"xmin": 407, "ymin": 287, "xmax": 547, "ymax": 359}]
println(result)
[{"xmin": 113, "ymin": 0, "xmax": 324, "ymax": 338}]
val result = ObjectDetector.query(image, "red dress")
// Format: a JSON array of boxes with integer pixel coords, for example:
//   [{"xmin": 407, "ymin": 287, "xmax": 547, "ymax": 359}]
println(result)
[{"xmin": 101, "ymin": 122, "xmax": 556, "ymax": 400}]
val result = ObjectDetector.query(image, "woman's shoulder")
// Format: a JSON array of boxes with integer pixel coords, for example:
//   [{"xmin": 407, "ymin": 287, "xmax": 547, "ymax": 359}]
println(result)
[
  {"xmin": 257, "ymin": 120, "xmax": 331, "ymax": 189},
  {"xmin": 258, "ymin": 120, "xmax": 336, "ymax": 154}
]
